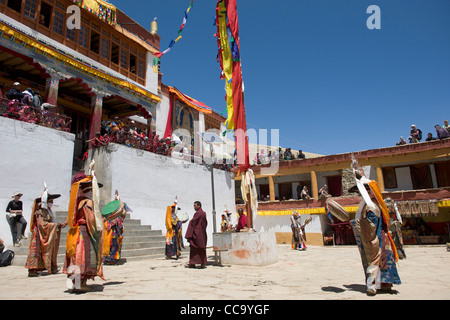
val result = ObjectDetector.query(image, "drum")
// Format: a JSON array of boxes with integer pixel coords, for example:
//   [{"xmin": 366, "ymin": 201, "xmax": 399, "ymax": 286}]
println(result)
[{"xmin": 102, "ymin": 200, "xmax": 126, "ymax": 221}]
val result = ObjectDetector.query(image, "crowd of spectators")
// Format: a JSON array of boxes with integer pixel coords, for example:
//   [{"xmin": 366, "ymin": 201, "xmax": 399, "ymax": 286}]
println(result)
[
  {"xmin": 253, "ymin": 148, "xmax": 307, "ymax": 165},
  {"xmin": 0, "ymin": 82, "xmax": 71, "ymax": 131},
  {"xmin": 88, "ymin": 119, "xmax": 233, "ymax": 171},
  {"xmin": 396, "ymin": 121, "xmax": 450, "ymax": 146}
]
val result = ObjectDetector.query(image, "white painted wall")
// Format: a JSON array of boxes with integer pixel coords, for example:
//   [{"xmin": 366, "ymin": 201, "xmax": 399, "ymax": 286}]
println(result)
[
  {"xmin": 0, "ymin": 117, "xmax": 74, "ymax": 246},
  {"xmin": 89, "ymin": 144, "xmax": 236, "ymax": 246},
  {"xmin": 254, "ymin": 214, "xmax": 326, "ymax": 235}
]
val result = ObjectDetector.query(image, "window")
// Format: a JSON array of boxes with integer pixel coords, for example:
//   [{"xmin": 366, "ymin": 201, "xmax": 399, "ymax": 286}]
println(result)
[
  {"xmin": 111, "ymin": 42, "xmax": 119, "ymax": 64},
  {"xmin": 39, "ymin": 2, "xmax": 52, "ymax": 28},
  {"xmin": 7, "ymin": 0, "xmax": 22, "ymax": 13},
  {"xmin": 66, "ymin": 27, "xmax": 76, "ymax": 42},
  {"xmin": 101, "ymin": 38, "xmax": 110, "ymax": 59},
  {"xmin": 120, "ymin": 47, "xmax": 128, "ymax": 69},
  {"xmin": 53, "ymin": 10, "xmax": 64, "ymax": 35},
  {"xmin": 382, "ymin": 167, "xmax": 397, "ymax": 189},
  {"xmin": 78, "ymin": 25, "xmax": 88, "ymax": 48},
  {"xmin": 137, "ymin": 59, "xmax": 145, "ymax": 78},
  {"xmin": 130, "ymin": 54, "xmax": 136, "ymax": 73},
  {"xmin": 90, "ymin": 30, "xmax": 100, "ymax": 54},
  {"xmin": 24, "ymin": 0, "xmax": 37, "ymax": 20}
]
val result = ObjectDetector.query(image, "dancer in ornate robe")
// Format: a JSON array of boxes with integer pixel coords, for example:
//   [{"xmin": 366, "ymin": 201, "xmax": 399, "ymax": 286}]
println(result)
[
  {"xmin": 290, "ymin": 211, "xmax": 311, "ymax": 251},
  {"xmin": 64, "ymin": 162, "xmax": 105, "ymax": 290},
  {"xmin": 185, "ymin": 201, "xmax": 207, "ymax": 268},
  {"xmin": 349, "ymin": 173, "xmax": 401, "ymax": 295},
  {"xmin": 102, "ymin": 191, "xmax": 129, "ymax": 264},
  {"xmin": 385, "ymin": 197, "xmax": 406, "ymax": 260},
  {"xmin": 165, "ymin": 201, "xmax": 183, "ymax": 259},
  {"xmin": 25, "ymin": 186, "xmax": 66, "ymax": 277}
]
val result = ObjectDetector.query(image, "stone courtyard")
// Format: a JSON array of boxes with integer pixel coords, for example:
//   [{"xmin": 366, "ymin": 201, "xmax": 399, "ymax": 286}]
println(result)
[{"xmin": 0, "ymin": 244, "xmax": 449, "ymax": 301}]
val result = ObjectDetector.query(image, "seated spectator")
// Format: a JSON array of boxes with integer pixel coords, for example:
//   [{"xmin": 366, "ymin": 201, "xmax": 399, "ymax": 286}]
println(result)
[
  {"xmin": 284, "ymin": 148, "xmax": 292, "ymax": 160},
  {"xmin": 396, "ymin": 136, "xmax": 408, "ymax": 146},
  {"xmin": 435, "ymin": 125, "xmax": 450, "ymax": 140},
  {"xmin": 425, "ymin": 133, "xmax": 437, "ymax": 142},
  {"xmin": 90, "ymin": 132, "xmax": 108, "ymax": 148},
  {"xmin": 300, "ymin": 186, "xmax": 311, "ymax": 200},
  {"xmin": 409, "ymin": 124, "xmax": 422, "ymax": 143},
  {"xmin": 297, "ymin": 150, "xmax": 306, "ymax": 159},
  {"xmin": 6, "ymin": 82, "xmax": 23, "ymax": 101},
  {"xmin": 443, "ymin": 120, "xmax": 450, "ymax": 134},
  {"xmin": 319, "ymin": 185, "xmax": 329, "ymax": 198}
]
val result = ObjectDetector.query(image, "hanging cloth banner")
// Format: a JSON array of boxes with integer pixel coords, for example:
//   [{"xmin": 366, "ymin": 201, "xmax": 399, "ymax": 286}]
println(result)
[
  {"xmin": 215, "ymin": 0, "xmax": 249, "ymax": 171},
  {"xmin": 215, "ymin": 0, "xmax": 234, "ymax": 130},
  {"xmin": 153, "ymin": 0, "xmax": 195, "ymax": 58},
  {"xmin": 72, "ymin": 0, "xmax": 117, "ymax": 25}
]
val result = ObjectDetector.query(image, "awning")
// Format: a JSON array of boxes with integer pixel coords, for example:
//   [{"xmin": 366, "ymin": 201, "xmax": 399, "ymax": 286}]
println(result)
[{"xmin": 169, "ymin": 86, "xmax": 213, "ymax": 114}]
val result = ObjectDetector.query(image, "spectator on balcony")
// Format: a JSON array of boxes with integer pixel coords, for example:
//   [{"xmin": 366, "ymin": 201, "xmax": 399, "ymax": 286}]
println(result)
[
  {"xmin": 435, "ymin": 125, "xmax": 450, "ymax": 140},
  {"xmin": 409, "ymin": 124, "xmax": 422, "ymax": 143},
  {"xmin": 21, "ymin": 88, "xmax": 33, "ymax": 106},
  {"xmin": 443, "ymin": 120, "xmax": 450, "ymax": 134},
  {"xmin": 32, "ymin": 91, "xmax": 43, "ymax": 110},
  {"xmin": 300, "ymin": 186, "xmax": 311, "ymax": 200},
  {"xmin": 6, "ymin": 82, "xmax": 23, "ymax": 101},
  {"xmin": 284, "ymin": 148, "xmax": 292, "ymax": 160},
  {"xmin": 297, "ymin": 150, "xmax": 306, "ymax": 159},
  {"xmin": 91, "ymin": 132, "xmax": 108, "ymax": 148},
  {"xmin": 319, "ymin": 185, "xmax": 329, "ymax": 199},
  {"xmin": 396, "ymin": 136, "xmax": 407, "ymax": 146},
  {"xmin": 425, "ymin": 133, "xmax": 437, "ymax": 142}
]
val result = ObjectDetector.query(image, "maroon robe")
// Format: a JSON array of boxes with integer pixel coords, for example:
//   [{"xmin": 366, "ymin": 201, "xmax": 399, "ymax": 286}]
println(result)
[{"xmin": 185, "ymin": 208, "xmax": 208, "ymax": 265}]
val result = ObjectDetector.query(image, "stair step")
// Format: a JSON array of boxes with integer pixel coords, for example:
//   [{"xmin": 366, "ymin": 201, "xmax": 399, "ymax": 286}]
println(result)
[{"xmin": 11, "ymin": 211, "xmax": 166, "ymax": 265}]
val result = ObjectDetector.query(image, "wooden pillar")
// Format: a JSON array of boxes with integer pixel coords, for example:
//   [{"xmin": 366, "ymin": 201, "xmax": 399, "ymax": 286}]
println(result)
[
  {"xmin": 269, "ymin": 175, "xmax": 275, "ymax": 201},
  {"xmin": 375, "ymin": 165, "xmax": 385, "ymax": 192},
  {"xmin": 246, "ymin": 191, "xmax": 253, "ymax": 229},
  {"xmin": 88, "ymin": 93, "xmax": 104, "ymax": 148},
  {"xmin": 45, "ymin": 75, "xmax": 61, "ymax": 106},
  {"xmin": 311, "ymin": 170, "xmax": 319, "ymax": 199}
]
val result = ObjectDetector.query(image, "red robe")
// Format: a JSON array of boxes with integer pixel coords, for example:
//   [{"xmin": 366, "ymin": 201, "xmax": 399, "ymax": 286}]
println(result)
[{"xmin": 185, "ymin": 208, "xmax": 208, "ymax": 265}]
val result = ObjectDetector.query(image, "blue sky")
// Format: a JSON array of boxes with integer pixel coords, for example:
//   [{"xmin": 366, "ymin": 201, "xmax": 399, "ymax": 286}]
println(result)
[{"xmin": 112, "ymin": 0, "xmax": 450, "ymax": 155}]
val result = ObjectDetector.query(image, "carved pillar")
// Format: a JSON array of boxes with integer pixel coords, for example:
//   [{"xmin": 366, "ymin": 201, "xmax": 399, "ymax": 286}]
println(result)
[
  {"xmin": 44, "ymin": 71, "xmax": 64, "ymax": 106},
  {"xmin": 88, "ymin": 89, "xmax": 109, "ymax": 147}
]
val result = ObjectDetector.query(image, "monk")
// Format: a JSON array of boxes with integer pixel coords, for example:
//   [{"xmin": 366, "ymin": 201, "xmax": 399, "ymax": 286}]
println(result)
[{"xmin": 185, "ymin": 201, "xmax": 208, "ymax": 269}]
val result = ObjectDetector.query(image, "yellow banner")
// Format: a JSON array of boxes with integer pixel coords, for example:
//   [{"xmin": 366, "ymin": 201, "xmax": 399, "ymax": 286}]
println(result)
[{"xmin": 217, "ymin": 1, "xmax": 234, "ymax": 129}]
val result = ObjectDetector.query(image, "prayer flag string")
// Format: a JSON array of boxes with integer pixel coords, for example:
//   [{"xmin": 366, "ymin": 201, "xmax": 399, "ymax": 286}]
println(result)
[{"xmin": 153, "ymin": 0, "xmax": 195, "ymax": 59}]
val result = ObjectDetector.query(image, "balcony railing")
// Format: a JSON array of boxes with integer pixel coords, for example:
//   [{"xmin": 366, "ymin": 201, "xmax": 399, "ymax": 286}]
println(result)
[{"xmin": 0, "ymin": 98, "xmax": 72, "ymax": 132}]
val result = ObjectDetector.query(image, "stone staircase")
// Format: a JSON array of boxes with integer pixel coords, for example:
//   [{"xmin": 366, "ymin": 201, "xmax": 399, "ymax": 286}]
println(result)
[{"xmin": 11, "ymin": 211, "xmax": 166, "ymax": 266}]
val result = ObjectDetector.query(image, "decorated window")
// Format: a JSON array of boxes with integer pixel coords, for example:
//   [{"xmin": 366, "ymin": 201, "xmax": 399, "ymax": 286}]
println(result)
[
  {"xmin": 24, "ymin": 0, "xmax": 37, "ymax": 19},
  {"xmin": 53, "ymin": 10, "xmax": 64, "ymax": 35}
]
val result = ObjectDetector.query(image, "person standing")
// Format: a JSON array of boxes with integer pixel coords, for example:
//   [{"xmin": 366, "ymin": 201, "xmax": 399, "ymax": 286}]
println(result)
[
  {"xmin": 290, "ymin": 211, "xmax": 311, "ymax": 251},
  {"xmin": 64, "ymin": 161, "xmax": 105, "ymax": 290},
  {"xmin": 102, "ymin": 191, "xmax": 129, "ymax": 265},
  {"xmin": 165, "ymin": 200, "xmax": 183, "ymax": 259},
  {"xmin": 5, "ymin": 192, "xmax": 27, "ymax": 247},
  {"xmin": 348, "ymin": 173, "xmax": 401, "ymax": 295},
  {"xmin": 185, "ymin": 201, "xmax": 207, "ymax": 269},
  {"xmin": 25, "ymin": 186, "xmax": 67, "ymax": 277}
]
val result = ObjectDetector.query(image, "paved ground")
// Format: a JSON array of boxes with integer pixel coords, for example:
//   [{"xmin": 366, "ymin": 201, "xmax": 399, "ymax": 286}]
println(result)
[{"xmin": 0, "ymin": 244, "xmax": 449, "ymax": 300}]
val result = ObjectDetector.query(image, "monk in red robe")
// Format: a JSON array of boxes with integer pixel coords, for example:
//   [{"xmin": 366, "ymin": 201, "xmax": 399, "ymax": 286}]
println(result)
[{"xmin": 185, "ymin": 201, "xmax": 208, "ymax": 268}]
